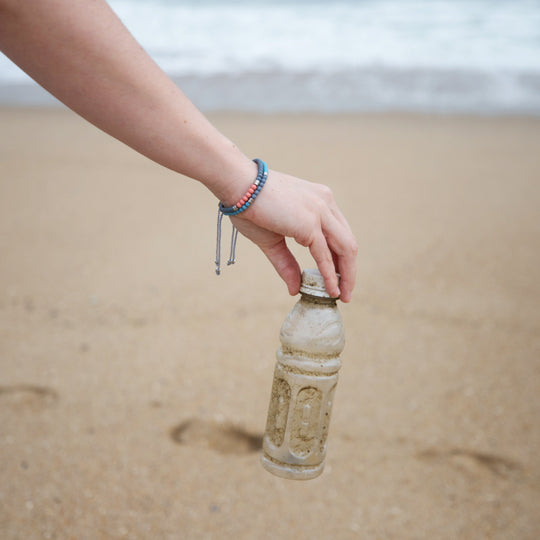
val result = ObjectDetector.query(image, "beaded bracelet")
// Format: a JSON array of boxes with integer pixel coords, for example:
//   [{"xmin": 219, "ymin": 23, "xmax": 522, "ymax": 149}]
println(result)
[
  {"xmin": 215, "ymin": 159, "xmax": 269, "ymax": 275},
  {"xmin": 219, "ymin": 159, "xmax": 268, "ymax": 216}
]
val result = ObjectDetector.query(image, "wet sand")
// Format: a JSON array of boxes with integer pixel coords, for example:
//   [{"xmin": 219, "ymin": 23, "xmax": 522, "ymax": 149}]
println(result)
[{"xmin": 1, "ymin": 109, "xmax": 539, "ymax": 539}]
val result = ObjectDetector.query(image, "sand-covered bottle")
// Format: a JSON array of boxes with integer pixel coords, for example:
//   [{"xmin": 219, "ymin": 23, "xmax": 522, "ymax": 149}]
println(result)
[{"xmin": 261, "ymin": 269, "xmax": 345, "ymax": 480}]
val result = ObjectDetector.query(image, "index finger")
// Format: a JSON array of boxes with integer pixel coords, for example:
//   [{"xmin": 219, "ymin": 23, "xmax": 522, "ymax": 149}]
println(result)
[
  {"xmin": 308, "ymin": 233, "xmax": 341, "ymax": 299},
  {"xmin": 323, "ymin": 213, "xmax": 358, "ymax": 302}
]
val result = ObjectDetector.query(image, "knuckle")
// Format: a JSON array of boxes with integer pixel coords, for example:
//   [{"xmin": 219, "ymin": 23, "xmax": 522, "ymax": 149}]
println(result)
[
  {"xmin": 336, "ymin": 238, "xmax": 358, "ymax": 257},
  {"xmin": 322, "ymin": 251, "xmax": 334, "ymax": 265},
  {"xmin": 295, "ymin": 229, "xmax": 313, "ymax": 247},
  {"xmin": 318, "ymin": 184, "xmax": 334, "ymax": 201}
]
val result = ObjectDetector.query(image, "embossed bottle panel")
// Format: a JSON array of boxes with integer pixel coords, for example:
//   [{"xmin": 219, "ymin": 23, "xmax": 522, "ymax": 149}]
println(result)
[
  {"xmin": 262, "ymin": 269, "xmax": 345, "ymax": 480},
  {"xmin": 265, "ymin": 377, "xmax": 291, "ymax": 448},
  {"xmin": 290, "ymin": 387, "xmax": 322, "ymax": 457}
]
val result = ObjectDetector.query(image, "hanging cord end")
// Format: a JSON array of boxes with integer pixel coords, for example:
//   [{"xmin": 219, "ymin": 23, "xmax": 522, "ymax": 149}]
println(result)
[
  {"xmin": 215, "ymin": 206, "xmax": 223, "ymax": 275},
  {"xmin": 215, "ymin": 159, "xmax": 268, "ymax": 276},
  {"xmin": 227, "ymin": 226, "xmax": 239, "ymax": 266}
]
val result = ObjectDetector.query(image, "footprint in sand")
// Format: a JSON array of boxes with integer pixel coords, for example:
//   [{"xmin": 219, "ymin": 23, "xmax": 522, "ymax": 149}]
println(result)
[
  {"xmin": 170, "ymin": 418, "xmax": 263, "ymax": 455},
  {"xmin": 417, "ymin": 447, "xmax": 523, "ymax": 480},
  {"xmin": 0, "ymin": 384, "xmax": 58, "ymax": 410}
]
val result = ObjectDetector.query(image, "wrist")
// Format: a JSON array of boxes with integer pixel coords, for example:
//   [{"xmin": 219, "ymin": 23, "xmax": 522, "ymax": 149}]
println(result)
[{"xmin": 199, "ymin": 141, "xmax": 259, "ymax": 206}]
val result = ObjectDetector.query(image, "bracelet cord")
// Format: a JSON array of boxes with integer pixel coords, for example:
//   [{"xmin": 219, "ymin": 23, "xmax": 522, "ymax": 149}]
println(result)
[{"xmin": 215, "ymin": 159, "xmax": 268, "ymax": 275}]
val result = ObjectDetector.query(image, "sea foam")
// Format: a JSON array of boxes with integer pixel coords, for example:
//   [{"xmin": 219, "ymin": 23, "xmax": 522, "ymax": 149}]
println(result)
[{"xmin": 1, "ymin": 0, "xmax": 539, "ymax": 113}]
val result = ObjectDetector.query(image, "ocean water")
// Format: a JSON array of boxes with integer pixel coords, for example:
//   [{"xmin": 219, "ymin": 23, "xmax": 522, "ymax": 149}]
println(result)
[{"xmin": 1, "ymin": 0, "xmax": 540, "ymax": 113}]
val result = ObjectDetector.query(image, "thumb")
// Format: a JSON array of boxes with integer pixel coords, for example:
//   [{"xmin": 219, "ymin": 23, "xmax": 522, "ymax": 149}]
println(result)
[{"xmin": 261, "ymin": 239, "xmax": 302, "ymax": 296}]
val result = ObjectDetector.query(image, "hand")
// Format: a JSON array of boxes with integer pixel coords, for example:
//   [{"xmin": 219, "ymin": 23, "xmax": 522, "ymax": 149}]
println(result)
[{"xmin": 231, "ymin": 170, "xmax": 357, "ymax": 302}]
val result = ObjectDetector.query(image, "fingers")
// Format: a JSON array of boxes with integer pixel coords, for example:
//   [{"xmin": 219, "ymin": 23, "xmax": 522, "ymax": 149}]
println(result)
[
  {"xmin": 335, "ymin": 251, "xmax": 357, "ymax": 303},
  {"xmin": 262, "ymin": 239, "xmax": 302, "ymax": 296},
  {"xmin": 320, "ymin": 213, "xmax": 358, "ymax": 303},
  {"xmin": 308, "ymin": 233, "xmax": 341, "ymax": 299},
  {"xmin": 313, "ymin": 185, "xmax": 357, "ymax": 302}
]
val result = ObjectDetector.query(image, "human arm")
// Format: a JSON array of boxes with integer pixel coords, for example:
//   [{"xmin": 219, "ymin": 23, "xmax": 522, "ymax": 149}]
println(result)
[{"xmin": 0, "ymin": 0, "xmax": 357, "ymax": 300}]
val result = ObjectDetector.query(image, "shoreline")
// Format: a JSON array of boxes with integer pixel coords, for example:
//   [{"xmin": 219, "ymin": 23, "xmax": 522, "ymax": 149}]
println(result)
[
  {"xmin": 2, "ymin": 68, "xmax": 540, "ymax": 115},
  {"xmin": 3, "ymin": 102, "xmax": 540, "ymax": 120}
]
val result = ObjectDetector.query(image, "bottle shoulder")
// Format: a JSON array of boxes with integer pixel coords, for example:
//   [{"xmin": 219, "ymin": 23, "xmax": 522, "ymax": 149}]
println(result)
[{"xmin": 279, "ymin": 297, "xmax": 345, "ymax": 356}]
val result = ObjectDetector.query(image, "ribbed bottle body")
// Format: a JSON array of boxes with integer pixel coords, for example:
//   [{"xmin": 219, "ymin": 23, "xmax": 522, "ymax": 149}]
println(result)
[{"xmin": 262, "ymin": 283, "xmax": 345, "ymax": 480}]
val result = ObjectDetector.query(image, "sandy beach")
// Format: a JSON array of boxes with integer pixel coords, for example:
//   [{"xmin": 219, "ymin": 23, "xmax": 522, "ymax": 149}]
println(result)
[{"xmin": 1, "ymin": 108, "xmax": 539, "ymax": 539}]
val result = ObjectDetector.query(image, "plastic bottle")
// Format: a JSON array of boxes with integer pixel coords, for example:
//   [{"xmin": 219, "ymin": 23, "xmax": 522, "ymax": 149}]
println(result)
[{"xmin": 261, "ymin": 268, "xmax": 345, "ymax": 480}]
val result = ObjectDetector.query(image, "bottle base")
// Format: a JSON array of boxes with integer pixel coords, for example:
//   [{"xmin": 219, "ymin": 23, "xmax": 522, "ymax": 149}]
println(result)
[{"xmin": 261, "ymin": 454, "xmax": 324, "ymax": 480}]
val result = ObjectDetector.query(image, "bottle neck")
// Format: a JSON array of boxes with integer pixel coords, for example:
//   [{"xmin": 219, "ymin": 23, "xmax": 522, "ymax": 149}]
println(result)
[{"xmin": 300, "ymin": 293, "xmax": 337, "ymax": 306}]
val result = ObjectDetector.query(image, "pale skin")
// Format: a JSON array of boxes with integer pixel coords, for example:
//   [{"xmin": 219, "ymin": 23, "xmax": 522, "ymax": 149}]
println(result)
[{"xmin": 0, "ymin": 0, "xmax": 357, "ymax": 301}]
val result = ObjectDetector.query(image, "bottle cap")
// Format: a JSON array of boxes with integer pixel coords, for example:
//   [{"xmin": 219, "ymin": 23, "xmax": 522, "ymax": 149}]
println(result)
[{"xmin": 299, "ymin": 268, "xmax": 339, "ymax": 299}]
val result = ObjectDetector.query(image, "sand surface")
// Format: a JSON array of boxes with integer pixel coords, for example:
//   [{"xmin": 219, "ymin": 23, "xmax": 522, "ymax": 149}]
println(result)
[{"xmin": 1, "ymin": 109, "xmax": 539, "ymax": 539}]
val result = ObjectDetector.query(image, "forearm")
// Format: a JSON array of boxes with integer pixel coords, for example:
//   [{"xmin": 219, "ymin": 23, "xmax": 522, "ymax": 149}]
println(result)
[
  {"xmin": 0, "ymin": 0, "xmax": 358, "ymax": 300},
  {"xmin": 0, "ymin": 0, "xmax": 255, "ymax": 201}
]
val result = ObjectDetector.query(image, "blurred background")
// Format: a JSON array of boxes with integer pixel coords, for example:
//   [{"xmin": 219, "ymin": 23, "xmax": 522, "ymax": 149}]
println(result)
[
  {"xmin": 2, "ymin": 2, "xmax": 540, "ymax": 539},
  {"xmin": 1, "ymin": 0, "xmax": 540, "ymax": 113}
]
